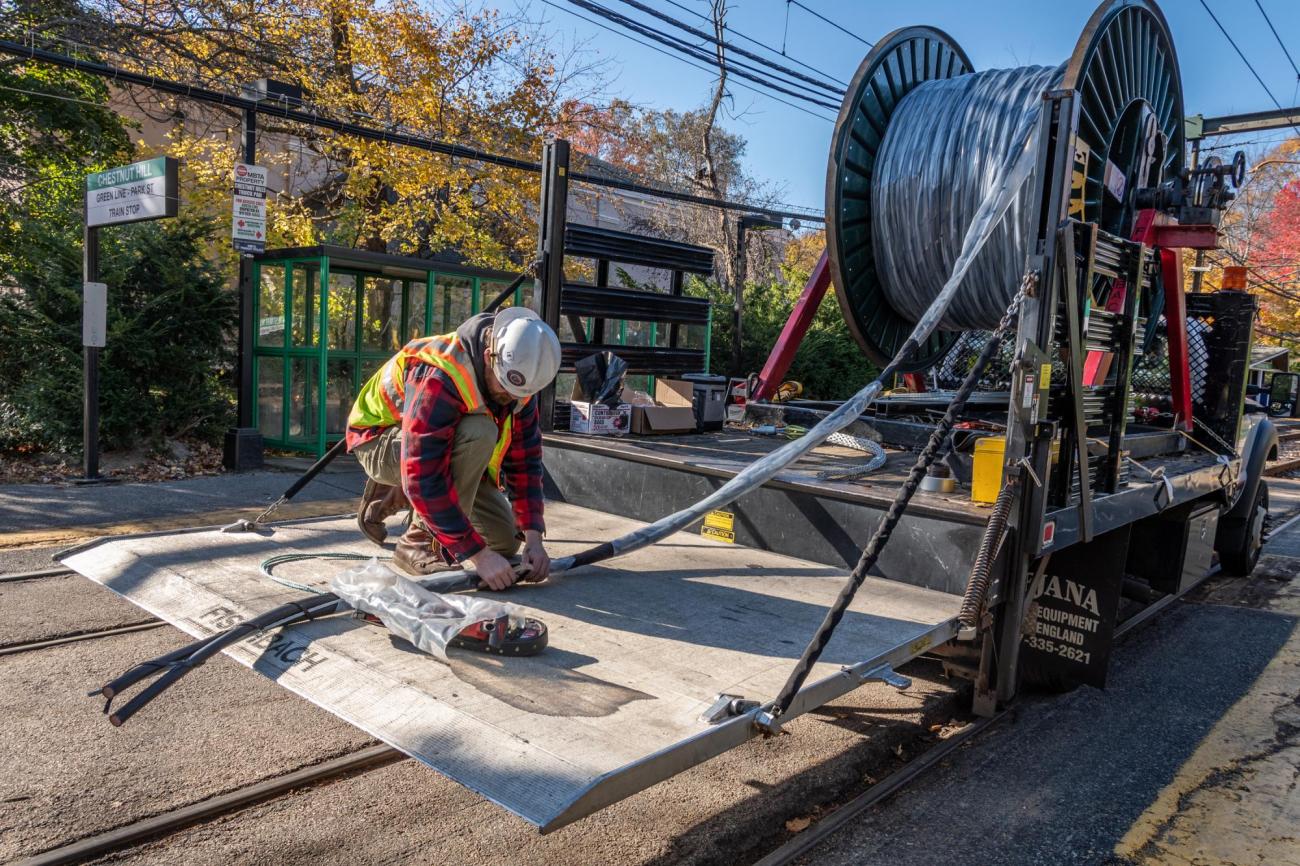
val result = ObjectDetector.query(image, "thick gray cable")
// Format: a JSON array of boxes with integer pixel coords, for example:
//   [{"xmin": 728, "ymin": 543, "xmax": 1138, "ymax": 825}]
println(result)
[
  {"xmin": 245, "ymin": 109, "xmax": 1043, "ymax": 597},
  {"xmin": 595, "ymin": 107, "xmax": 1043, "ymax": 562},
  {"xmin": 874, "ymin": 65, "xmax": 1062, "ymax": 330}
]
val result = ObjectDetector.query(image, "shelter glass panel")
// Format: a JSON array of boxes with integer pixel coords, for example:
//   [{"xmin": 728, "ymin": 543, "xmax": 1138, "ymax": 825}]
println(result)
[
  {"xmin": 326, "ymin": 358, "xmax": 355, "ymax": 436},
  {"xmin": 292, "ymin": 263, "xmax": 320, "ymax": 348},
  {"xmin": 328, "ymin": 272, "xmax": 357, "ymax": 350},
  {"xmin": 363, "ymin": 277, "xmax": 403, "ymax": 352},
  {"xmin": 288, "ymin": 357, "xmax": 320, "ymax": 441},
  {"xmin": 481, "ymin": 279, "xmax": 512, "ymax": 309},
  {"xmin": 258, "ymin": 264, "xmax": 285, "ymax": 347},
  {"xmin": 359, "ymin": 357, "xmax": 385, "ymax": 391},
  {"xmin": 408, "ymin": 279, "xmax": 428, "ymax": 340},
  {"xmin": 257, "ymin": 357, "xmax": 284, "ymax": 440},
  {"xmin": 439, "ymin": 274, "xmax": 473, "ymax": 332}
]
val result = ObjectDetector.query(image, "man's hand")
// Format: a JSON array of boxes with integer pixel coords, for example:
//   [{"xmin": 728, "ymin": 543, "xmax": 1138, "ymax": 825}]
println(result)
[
  {"xmin": 521, "ymin": 530, "xmax": 551, "ymax": 582},
  {"xmin": 468, "ymin": 547, "xmax": 515, "ymax": 591}
]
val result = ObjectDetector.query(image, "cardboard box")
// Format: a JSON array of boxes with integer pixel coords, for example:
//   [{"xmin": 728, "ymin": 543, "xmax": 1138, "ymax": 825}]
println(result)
[
  {"xmin": 570, "ymin": 401, "xmax": 631, "ymax": 435},
  {"xmin": 630, "ymin": 379, "xmax": 698, "ymax": 435},
  {"xmin": 568, "ymin": 381, "xmax": 631, "ymax": 435}
]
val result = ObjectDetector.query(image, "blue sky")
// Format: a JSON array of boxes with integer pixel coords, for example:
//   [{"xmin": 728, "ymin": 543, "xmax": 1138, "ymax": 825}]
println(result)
[{"xmin": 503, "ymin": 0, "xmax": 1300, "ymax": 218}]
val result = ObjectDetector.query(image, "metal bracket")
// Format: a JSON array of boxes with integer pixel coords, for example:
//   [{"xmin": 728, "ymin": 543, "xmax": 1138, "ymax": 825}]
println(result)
[
  {"xmin": 700, "ymin": 693, "xmax": 761, "ymax": 725},
  {"xmin": 850, "ymin": 663, "xmax": 912, "ymax": 690},
  {"xmin": 753, "ymin": 710, "xmax": 783, "ymax": 736},
  {"xmin": 1016, "ymin": 456, "xmax": 1043, "ymax": 489},
  {"xmin": 752, "ymin": 664, "xmax": 912, "ymax": 736}
]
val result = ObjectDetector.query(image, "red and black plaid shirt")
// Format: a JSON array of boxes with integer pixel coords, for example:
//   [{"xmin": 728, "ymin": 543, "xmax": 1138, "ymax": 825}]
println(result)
[{"xmin": 347, "ymin": 363, "xmax": 545, "ymax": 561}]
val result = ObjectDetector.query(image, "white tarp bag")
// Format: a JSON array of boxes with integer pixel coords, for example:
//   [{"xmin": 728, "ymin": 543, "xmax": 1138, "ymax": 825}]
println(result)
[{"xmin": 331, "ymin": 559, "xmax": 523, "ymax": 662}]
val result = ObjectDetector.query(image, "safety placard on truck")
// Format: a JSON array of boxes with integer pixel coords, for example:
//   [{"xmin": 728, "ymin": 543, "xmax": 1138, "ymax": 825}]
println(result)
[{"xmin": 701, "ymin": 510, "xmax": 735, "ymax": 543}]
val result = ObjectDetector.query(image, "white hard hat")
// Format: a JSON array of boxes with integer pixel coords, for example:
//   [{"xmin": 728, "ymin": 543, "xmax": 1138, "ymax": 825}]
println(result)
[{"xmin": 491, "ymin": 306, "xmax": 561, "ymax": 399}]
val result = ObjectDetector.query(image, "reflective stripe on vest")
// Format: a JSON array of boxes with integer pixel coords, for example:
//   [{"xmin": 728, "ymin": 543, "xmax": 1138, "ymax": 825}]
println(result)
[{"xmin": 349, "ymin": 332, "xmax": 529, "ymax": 485}]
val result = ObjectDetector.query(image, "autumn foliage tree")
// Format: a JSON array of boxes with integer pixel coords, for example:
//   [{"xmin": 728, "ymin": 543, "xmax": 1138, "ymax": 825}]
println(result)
[
  {"xmin": 81, "ymin": 0, "xmax": 598, "ymax": 270},
  {"xmin": 1250, "ymin": 174, "xmax": 1300, "ymax": 342},
  {"xmin": 1190, "ymin": 140, "xmax": 1300, "ymax": 350}
]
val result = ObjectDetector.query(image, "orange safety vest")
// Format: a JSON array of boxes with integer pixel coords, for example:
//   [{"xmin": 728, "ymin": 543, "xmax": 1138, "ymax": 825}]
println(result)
[{"xmin": 348, "ymin": 332, "xmax": 526, "ymax": 483}]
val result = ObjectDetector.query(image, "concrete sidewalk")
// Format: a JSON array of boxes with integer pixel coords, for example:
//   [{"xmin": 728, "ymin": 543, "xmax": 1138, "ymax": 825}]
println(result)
[
  {"xmin": 0, "ymin": 458, "xmax": 367, "ymax": 574},
  {"xmin": 0, "ymin": 457, "xmax": 366, "ymax": 535}
]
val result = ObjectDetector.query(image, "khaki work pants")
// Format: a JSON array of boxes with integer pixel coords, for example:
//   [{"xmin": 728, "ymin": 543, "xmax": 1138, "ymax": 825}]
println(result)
[{"xmin": 352, "ymin": 414, "xmax": 521, "ymax": 557}]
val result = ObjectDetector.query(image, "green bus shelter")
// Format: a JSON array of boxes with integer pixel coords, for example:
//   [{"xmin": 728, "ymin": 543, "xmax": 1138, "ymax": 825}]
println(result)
[{"xmin": 252, "ymin": 245, "xmax": 526, "ymax": 456}]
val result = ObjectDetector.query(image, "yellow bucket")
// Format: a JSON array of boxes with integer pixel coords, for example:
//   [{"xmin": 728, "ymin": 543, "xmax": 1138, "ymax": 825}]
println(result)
[{"xmin": 971, "ymin": 437, "xmax": 1006, "ymax": 504}]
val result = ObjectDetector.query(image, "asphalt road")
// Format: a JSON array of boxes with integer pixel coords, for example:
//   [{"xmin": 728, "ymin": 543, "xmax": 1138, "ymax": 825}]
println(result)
[{"xmin": 3, "ymin": 474, "xmax": 1299, "ymax": 865}]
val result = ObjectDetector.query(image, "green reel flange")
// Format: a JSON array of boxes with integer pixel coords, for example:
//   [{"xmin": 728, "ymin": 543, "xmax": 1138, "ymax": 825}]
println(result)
[{"xmin": 826, "ymin": 26, "xmax": 973, "ymax": 372}]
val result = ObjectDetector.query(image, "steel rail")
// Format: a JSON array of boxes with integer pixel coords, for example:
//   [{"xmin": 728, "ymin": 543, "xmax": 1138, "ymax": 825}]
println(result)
[
  {"xmin": 752, "ymin": 710, "xmax": 1009, "ymax": 866},
  {"xmin": 0, "ymin": 566, "xmax": 74, "ymax": 583},
  {"xmin": 0, "ymin": 621, "xmax": 165, "ymax": 657},
  {"xmin": 10, "ymin": 745, "xmax": 402, "ymax": 866},
  {"xmin": 753, "ymin": 529, "xmax": 1279, "ymax": 866}
]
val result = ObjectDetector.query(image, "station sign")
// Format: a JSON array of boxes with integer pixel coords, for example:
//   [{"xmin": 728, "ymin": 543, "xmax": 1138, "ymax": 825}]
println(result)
[
  {"xmin": 232, "ymin": 162, "xmax": 268, "ymax": 254},
  {"xmin": 85, "ymin": 156, "xmax": 179, "ymax": 228}
]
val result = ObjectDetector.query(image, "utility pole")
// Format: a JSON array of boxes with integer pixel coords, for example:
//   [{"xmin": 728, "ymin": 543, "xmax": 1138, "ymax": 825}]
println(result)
[{"xmin": 731, "ymin": 213, "xmax": 783, "ymax": 377}]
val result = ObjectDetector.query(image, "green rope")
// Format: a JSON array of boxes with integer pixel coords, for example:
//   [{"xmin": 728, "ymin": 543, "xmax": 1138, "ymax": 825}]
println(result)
[{"xmin": 259, "ymin": 552, "xmax": 393, "ymax": 595}]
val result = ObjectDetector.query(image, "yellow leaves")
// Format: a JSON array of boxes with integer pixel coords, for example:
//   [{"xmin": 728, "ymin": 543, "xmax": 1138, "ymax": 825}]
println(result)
[
  {"xmin": 103, "ymin": 0, "xmax": 563, "ymax": 270},
  {"xmin": 784, "ymin": 816, "xmax": 812, "ymax": 834}
]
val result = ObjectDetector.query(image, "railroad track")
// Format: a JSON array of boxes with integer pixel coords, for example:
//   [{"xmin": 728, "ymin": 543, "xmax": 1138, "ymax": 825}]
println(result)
[{"xmin": 12, "ymin": 746, "xmax": 405, "ymax": 866}]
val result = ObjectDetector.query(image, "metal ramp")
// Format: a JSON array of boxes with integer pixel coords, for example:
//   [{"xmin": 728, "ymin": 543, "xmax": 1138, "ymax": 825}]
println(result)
[{"xmin": 64, "ymin": 503, "xmax": 961, "ymax": 832}]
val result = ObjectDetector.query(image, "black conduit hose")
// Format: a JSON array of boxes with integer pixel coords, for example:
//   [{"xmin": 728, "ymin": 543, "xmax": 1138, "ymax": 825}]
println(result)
[{"xmin": 958, "ymin": 479, "xmax": 1018, "ymax": 628}]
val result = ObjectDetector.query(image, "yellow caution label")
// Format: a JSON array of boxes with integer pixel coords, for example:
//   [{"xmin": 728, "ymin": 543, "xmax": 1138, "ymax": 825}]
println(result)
[
  {"xmin": 701, "ymin": 510, "xmax": 735, "ymax": 543},
  {"xmin": 909, "ymin": 635, "xmax": 933, "ymax": 655},
  {"xmin": 1070, "ymin": 141, "xmax": 1090, "ymax": 217}
]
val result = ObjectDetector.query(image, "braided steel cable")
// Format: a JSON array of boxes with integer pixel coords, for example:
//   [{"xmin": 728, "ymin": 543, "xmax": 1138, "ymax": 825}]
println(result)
[{"xmin": 759, "ymin": 272, "xmax": 1034, "ymax": 731}]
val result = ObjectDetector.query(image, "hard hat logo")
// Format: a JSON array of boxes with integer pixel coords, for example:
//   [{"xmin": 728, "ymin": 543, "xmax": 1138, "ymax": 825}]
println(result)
[{"xmin": 490, "ymin": 305, "xmax": 561, "ymax": 399}]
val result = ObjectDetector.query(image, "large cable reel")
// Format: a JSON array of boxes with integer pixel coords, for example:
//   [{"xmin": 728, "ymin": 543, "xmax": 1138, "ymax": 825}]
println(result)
[{"xmin": 826, "ymin": 0, "xmax": 1185, "ymax": 372}]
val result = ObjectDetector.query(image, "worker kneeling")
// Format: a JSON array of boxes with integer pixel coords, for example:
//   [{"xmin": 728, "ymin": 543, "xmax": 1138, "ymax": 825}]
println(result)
[{"xmin": 346, "ymin": 306, "xmax": 561, "ymax": 590}]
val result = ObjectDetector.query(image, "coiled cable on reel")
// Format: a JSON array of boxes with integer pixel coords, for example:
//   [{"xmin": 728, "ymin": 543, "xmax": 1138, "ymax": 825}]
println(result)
[{"xmin": 873, "ymin": 64, "xmax": 1063, "ymax": 331}]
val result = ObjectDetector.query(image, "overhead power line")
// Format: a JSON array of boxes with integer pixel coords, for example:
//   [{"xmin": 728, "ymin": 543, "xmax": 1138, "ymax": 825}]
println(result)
[
  {"xmin": 560, "ymin": 0, "xmax": 842, "ymax": 111},
  {"xmin": 788, "ymin": 1, "xmax": 873, "ymax": 49},
  {"xmin": 658, "ymin": 0, "xmax": 848, "ymax": 86},
  {"xmin": 0, "ymin": 38, "xmax": 825, "ymax": 222},
  {"xmin": 1200, "ymin": 0, "xmax": 1286, "ymax": 110},
  {"xmin": 610, "ymin": 0, "xmax": 843, "ymax": 96},
  {"xmin": 541, "ymin": 0, "xmax": 835, "ymax": 123},
  {"xmin": 1253, "ymin": 0, "xmax": 1300, "ymax": 80}
]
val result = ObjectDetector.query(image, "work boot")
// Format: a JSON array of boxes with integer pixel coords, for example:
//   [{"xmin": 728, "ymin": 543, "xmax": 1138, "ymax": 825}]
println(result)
[
  {"xmin": 357, "ymin": 479, "xmax": 409, "ymax": 546},
  {"xmin": 393, "ymin": 522, "xmax": 449, "ymax": 576}
]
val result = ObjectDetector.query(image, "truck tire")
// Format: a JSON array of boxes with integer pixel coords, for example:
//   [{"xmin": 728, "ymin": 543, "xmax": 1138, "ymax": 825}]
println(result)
[{"xmin": 1218, "ymin": 481, "xmax": 1267, "ymax": 576}]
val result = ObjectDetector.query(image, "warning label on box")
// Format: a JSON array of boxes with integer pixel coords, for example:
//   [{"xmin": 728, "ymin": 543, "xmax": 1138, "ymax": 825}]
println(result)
[{"xmin": 701, "ymin": 510, "xmax": 735, "ymax": 543}]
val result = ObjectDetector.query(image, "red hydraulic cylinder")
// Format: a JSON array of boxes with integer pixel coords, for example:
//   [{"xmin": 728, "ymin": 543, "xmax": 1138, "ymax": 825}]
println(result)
[{"xmin": 752, "ymin": 250, "xmax": 833, "ymax": 402}]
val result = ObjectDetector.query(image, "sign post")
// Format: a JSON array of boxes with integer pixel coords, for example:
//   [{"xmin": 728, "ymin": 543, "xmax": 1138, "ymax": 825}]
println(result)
[
  {"xmin": 222, "ymin": 102, "xmax": 268, "ymax": 471},
  {"xmin": 82, "ymin": 156, "xmax": 179, "ymax": 481}
]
